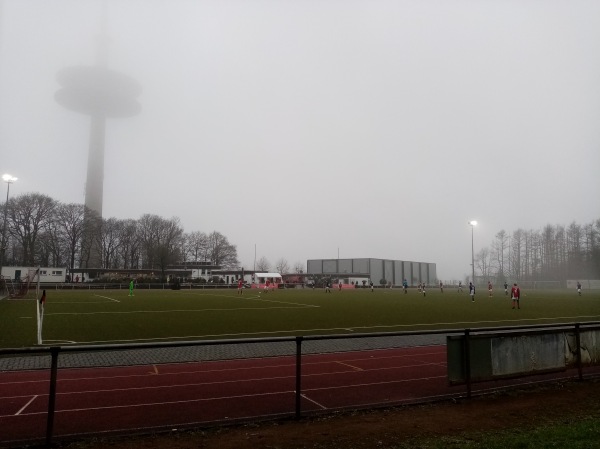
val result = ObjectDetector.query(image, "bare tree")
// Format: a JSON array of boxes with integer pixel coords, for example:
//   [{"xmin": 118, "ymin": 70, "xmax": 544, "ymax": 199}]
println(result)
[
  {"xmin": 475, "ymin": 248, "xmax": 492, "ymax": 281},
  {"xmin": 138, "ymin": 214, "xmax": 184, "ymax": 280},
  {"xmin": 206, "ymin": 231, "xmax": 238, "ymax": 268},
  {"xmin": 275, "ymin": 258, "xmax": 290, "ymax": 274},
  {"xmin": 491, "ymin": 230, "xmax": 508, "ymax": 282},
  {"xmin": 116, "ymin": 219, "xmax": 140, "ymax": 269},
  {"xmin": 293, "ymin": 261, "xmax": 304, "ymax": 273},
  {"xmin": 7, "ymin": 193, "xmax": 56, "ymax": 265},
  {"xmin": 540, "ymin": 224, "xmax": 557, "ymax": 279},
  {"xmin": 54, "ymin": 203, "xmax": 86, "ymax": 272},
  {"xmin": 100, "ymin": 217, "xmax": 122, "ymax": 269},
  {"xmin": 255, "ymin": 256, "xmax": 270, "ymax": 272},
  {"xmin": 509, "ymin": 228, "xmax": 525, "ymax": 280},
  {"xmin": 592, "ymin": 219, "xmax": 600, "ymax": 277},
  {"xmin": 184, "ymin": 231, "xmax": 209, "ymax": 262},
  {"xmin": 555, "ymin": 225, "xmax": 568, "ymax": 281},
  {"xmin": 0, "ymin": 192, "xmax": 256, "ymax": 277},
  {"xmin": 567, "ymin": 221, "xmax": 584, "ymax": 278},
  {"xmin": 485, "ymin": 220, "xmax": 600, "ymax": 284},
  {"xmin": 37, "ymin": 219, "xmax": 65, "ymax": 267}
]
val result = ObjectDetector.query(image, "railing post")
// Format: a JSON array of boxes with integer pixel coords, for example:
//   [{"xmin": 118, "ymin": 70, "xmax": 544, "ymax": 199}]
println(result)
[
  {"xmin": 464, "ymin": 328, "xmax": 472, "ymax": 398},
  {"xmin": 575, "ymin": 323, "xmax": 583, "ymax": 381},
  {"xmin": 46, "ymin": 347, "xmax": 60, "ymax": 447},
  {"xmin": 295, "ymin": 336, "xmax": 303, "ymax": 419}
]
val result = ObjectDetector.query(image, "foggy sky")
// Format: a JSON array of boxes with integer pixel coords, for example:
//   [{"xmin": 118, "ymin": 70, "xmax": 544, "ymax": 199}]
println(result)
[{"xmin": 1, "ymin": 0, "xmax": 599, "ymax": 280}]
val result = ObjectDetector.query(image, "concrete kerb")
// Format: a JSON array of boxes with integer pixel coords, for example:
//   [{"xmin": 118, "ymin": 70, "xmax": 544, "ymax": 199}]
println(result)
[{"xmin": 0, "ymin": 334, "xmax": 447, "ymax": 371}]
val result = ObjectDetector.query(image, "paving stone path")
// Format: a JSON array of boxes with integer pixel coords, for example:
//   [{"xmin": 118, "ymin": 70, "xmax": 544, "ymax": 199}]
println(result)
[{"xmin": 0, "ymin": 334, "xmax": 448, "ymax": 371}]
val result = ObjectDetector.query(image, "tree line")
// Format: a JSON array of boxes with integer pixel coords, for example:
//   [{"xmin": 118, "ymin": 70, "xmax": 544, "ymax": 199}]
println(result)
[
  {"xmin": 474, "ymin": 219, "xmax": 600, "ymax": 284},
  {"xmin": 253, "ymin": 256, "xmax": 305, "ymax": 276},
  {"xmin": 1, "ymin": 192, "xmax": 239, "ymax": 279}
]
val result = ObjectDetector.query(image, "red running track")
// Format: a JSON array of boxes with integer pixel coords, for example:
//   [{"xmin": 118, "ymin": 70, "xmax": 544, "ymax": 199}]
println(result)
[
  {"xmin": 0, "ymin": 345, "xmax": 465, "ymax": 446},
  {"xmin": 3, "ymin": 343, "xmax": 589, "ymax": 447}
]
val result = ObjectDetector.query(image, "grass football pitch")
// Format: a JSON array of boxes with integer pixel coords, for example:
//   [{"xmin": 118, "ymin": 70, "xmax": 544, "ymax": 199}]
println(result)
[{"xmin": 1, "ymin": 287, "xmax": 599, "ymax": 348}]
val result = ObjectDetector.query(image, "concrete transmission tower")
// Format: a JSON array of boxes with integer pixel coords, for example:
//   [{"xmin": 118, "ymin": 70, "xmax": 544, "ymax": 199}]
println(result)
[{"xmin": 55, "ymin": 5, "xmax": 141, "ymax": 268}]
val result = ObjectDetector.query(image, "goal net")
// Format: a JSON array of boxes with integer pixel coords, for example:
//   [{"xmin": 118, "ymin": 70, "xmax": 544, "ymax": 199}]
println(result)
[
  {"xmin": 518, "ymin": 280, "xmax": 563, "ymax": 290},
  {"xmin": 8, "ymin": 268, "xmax": 41, "ymax": 299}
]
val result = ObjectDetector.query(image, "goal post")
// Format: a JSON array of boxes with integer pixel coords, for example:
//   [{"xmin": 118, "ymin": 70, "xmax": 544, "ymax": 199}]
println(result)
[{"xmin": 532, "ymin": 281, "xmax": 562, "ymax": 289}]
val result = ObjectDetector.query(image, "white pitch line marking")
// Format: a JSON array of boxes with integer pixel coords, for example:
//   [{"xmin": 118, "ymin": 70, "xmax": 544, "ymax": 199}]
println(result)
[
  {"xmin": 183, "ymin": 291, "xmax": 319, "ymax": 308},
  {"xmin": 94, "ymin": 294, "xmax": 120, "ymax": 303},
  {"xmin": 250, "ymin": 297, "xmax": 320, "ymax": 308},
  {"xmin": 320, "ymin": 315, "xmax": 600, "ymax": 332},
  {"xmin": 45, "ymin": 306, "xmax": 314, "ymax": 316},
  {"xmin": 15, "ymin": 396, "xmax": 37, "ymax": 415},
  {"xmin": 45, "ymin": 313, "xmax": 600, "ymax": 345},
  {"xmin": 51, "ymin": 301, "xmax": 115, "ymax": 304}
]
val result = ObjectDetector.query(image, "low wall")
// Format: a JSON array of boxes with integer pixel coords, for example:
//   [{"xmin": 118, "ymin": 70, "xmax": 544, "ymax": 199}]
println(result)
[{"xmin": 448, "ymin": 327, "xmax": 600, "ymax": 384}]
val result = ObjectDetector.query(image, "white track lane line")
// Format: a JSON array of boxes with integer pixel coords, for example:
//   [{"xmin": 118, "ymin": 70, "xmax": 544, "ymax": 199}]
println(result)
[
  {"xmin": 7, "ymin": 374, "xmax": 448, "ymax": 418},
  {"xmin": 15, "ymin": 395, "xmax": 37, "ymax": 415},
  {"xmin": 301, "ymin": 393, "xmax": 327, "ymax": 410},
  {"xmin": 9, "ymin": 390, "xmax": 297, "ymax": 416}
]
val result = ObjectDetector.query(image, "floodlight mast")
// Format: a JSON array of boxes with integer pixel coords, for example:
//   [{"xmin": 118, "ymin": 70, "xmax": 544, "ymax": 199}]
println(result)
[
  {"xmin": 468, "ymin": 221, "xmax": 477, "ymax": 285},
  {"xmin": 1, "ymin": 174, "xmax": 18, "ymax": 284}
]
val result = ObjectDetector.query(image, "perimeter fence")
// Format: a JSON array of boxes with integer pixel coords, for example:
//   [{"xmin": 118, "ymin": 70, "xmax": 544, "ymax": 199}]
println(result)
[{"xmin": 1, "ymin": 322, "xmax": 600, "ymax": 447}]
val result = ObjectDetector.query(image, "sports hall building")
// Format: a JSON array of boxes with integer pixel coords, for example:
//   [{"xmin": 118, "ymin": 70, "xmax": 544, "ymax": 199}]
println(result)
[{"xmin": 307, "ymin": 258, "xmax": 437, "ymax": 286}]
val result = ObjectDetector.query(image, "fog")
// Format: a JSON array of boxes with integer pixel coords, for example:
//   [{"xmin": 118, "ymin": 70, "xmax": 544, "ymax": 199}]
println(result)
[{"xmin": 1, "ymin": 0, "xmax": 599, "ymax": 279}]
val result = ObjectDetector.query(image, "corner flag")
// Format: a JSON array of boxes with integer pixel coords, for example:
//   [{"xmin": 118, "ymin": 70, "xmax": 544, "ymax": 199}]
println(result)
[{"xmin": 37, "ymin": 289, "xmax": 46, "ymax": 345}]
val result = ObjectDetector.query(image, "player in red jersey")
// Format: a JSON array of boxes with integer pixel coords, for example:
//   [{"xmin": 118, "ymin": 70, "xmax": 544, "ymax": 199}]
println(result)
[{"xmin": 511, "ymin": 283, "xmax": 520, "ymax": 309}]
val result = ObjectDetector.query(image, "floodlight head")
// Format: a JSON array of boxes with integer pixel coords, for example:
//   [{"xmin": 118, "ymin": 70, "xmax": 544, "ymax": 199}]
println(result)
[
  {"xmin": 469, "ymin": 220, "xmax": 478, "ymax": 226},
  {"xmin": 2, "ymin": 174, "xmax": 17, "ymax": 183}
]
